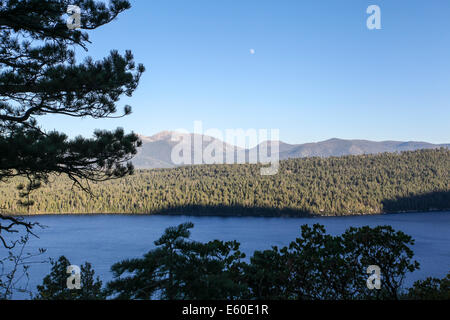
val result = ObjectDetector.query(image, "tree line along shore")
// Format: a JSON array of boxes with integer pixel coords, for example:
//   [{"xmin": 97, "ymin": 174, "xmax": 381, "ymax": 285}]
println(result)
[{"xmin": 1, "ymin": 148, "xmax": 449, "ymax": 216}]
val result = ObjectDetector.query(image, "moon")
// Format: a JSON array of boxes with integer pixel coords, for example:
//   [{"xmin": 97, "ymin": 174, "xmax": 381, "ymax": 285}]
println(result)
[{"xmin": 249, "ymin": 49, "xmax": 255, "ymax": 55}]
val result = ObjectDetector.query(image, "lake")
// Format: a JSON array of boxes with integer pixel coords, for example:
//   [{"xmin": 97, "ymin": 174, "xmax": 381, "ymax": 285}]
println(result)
[{"xmin": 3, "ymin": 211, "xmax": 450, "ymax": 299}]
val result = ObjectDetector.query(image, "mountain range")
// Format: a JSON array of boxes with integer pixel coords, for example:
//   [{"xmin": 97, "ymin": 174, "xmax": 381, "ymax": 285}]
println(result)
[{"xmin": 132, "ymin": 131, "xmax": 449, "ymax": 169}]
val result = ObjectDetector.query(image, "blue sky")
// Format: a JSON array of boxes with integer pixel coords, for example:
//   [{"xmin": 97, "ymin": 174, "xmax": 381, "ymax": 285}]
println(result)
[{"xmin": 39, "ymin": 0, "xmax": 450, "ymax": 145}]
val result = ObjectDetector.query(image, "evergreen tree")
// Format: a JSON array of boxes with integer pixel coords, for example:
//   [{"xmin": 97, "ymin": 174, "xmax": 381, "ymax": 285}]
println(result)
[
  {"xmin": 0, "ymin": 0, "xmax": 144, "ymax": 247},
  {"xmin": 106, "ymin": 223, "xmax": 246, "ymax": 300},
  {"xmin": 105, "ymin": 223, "xmax": 424, "ymax": 300},
  {"xmin": 405, "ymin": 273, "xmax": 450, "ymax": 300},
  {"xmin": 244, "ymin": 224, "xmax": 420, "ymax": 300},
  {"xmin": 35, "ymin": 255, "xmax": 104, "ymax": 300}
]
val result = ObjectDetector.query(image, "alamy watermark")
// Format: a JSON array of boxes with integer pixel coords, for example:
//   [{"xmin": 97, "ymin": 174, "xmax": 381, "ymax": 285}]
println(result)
[
  {"xmin": 366, "ymin": 265, "xmax": 381, "ymax": 290},
  {"xmin": 65, "ymin": 4, "xmax": 381, "ymax": 32},
  {"xmin": 366, "ymin": 5, "xmax": 381, "ymax": 30},
  {"xmin": 170, "ymin": 121, "xmax": 279, "ymax": 176},
  {"xmin": 66, "ymin": 5, "xmax": 81, "ymax": 30},
  {"xmin": 66, "ymin": 265, "xmax": 81, "ymax": 290},
  {"xmin": 64, "ymin": 262, "xmax": 382, "ymax": 291}
]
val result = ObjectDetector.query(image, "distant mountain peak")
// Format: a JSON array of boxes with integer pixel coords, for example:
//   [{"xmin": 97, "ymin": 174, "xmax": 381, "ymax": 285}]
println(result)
[
  {"xmin": 132, "ymin": 133, "xmax": 449, "ymax": 169},
  {"xmin": 139, "ymin": 131, "xmax": 186, "ymax": 143},
  {"xmin": 150, "ymin": 130, "xmax": 175, "ymax": 138}
]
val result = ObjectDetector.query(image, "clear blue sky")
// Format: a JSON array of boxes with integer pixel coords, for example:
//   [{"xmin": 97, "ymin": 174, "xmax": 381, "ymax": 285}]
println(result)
[{"xmin": 39, "ymin": 0, "xmax": 450, "ymax": 144}]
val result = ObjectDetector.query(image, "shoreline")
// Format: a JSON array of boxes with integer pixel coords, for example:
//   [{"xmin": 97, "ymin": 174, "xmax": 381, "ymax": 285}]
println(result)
[{"xmin": 5, "ymin": 208, "xmax": 450, "ymax": 219}]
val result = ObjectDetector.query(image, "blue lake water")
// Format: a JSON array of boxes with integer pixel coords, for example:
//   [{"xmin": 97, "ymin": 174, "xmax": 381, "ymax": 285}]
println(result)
[{"xmin": 3, "ymin": 211, "xmax": 450, "ymax": 299}]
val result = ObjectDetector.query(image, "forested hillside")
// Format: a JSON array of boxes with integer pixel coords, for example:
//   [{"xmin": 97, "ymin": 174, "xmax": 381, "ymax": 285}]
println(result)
[{"xmin": 1, "ymin": 149, "xmax": 449, "ymax": 216}]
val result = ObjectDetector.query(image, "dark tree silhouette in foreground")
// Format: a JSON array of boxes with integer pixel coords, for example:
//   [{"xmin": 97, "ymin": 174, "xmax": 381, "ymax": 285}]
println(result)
[
  {"xmin": 106, "ymin": 223, "xmax": 423, "ymax": 300},
  {"xmin": 106, "ymin": 223, "xmax": 246, "ymax": 300},
  {"xmin": 0, "ymin": 0, "xmax": 144, "ymax": 248},
  {"xmin": 35, "ymin": 256, "xmax": 104, "ymax": 300}
]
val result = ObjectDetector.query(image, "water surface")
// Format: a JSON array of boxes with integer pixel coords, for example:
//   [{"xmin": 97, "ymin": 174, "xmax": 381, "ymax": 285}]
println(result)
[{"xmin": 4, "ymin": 211, "xmax": 450, "ymax": 299}]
